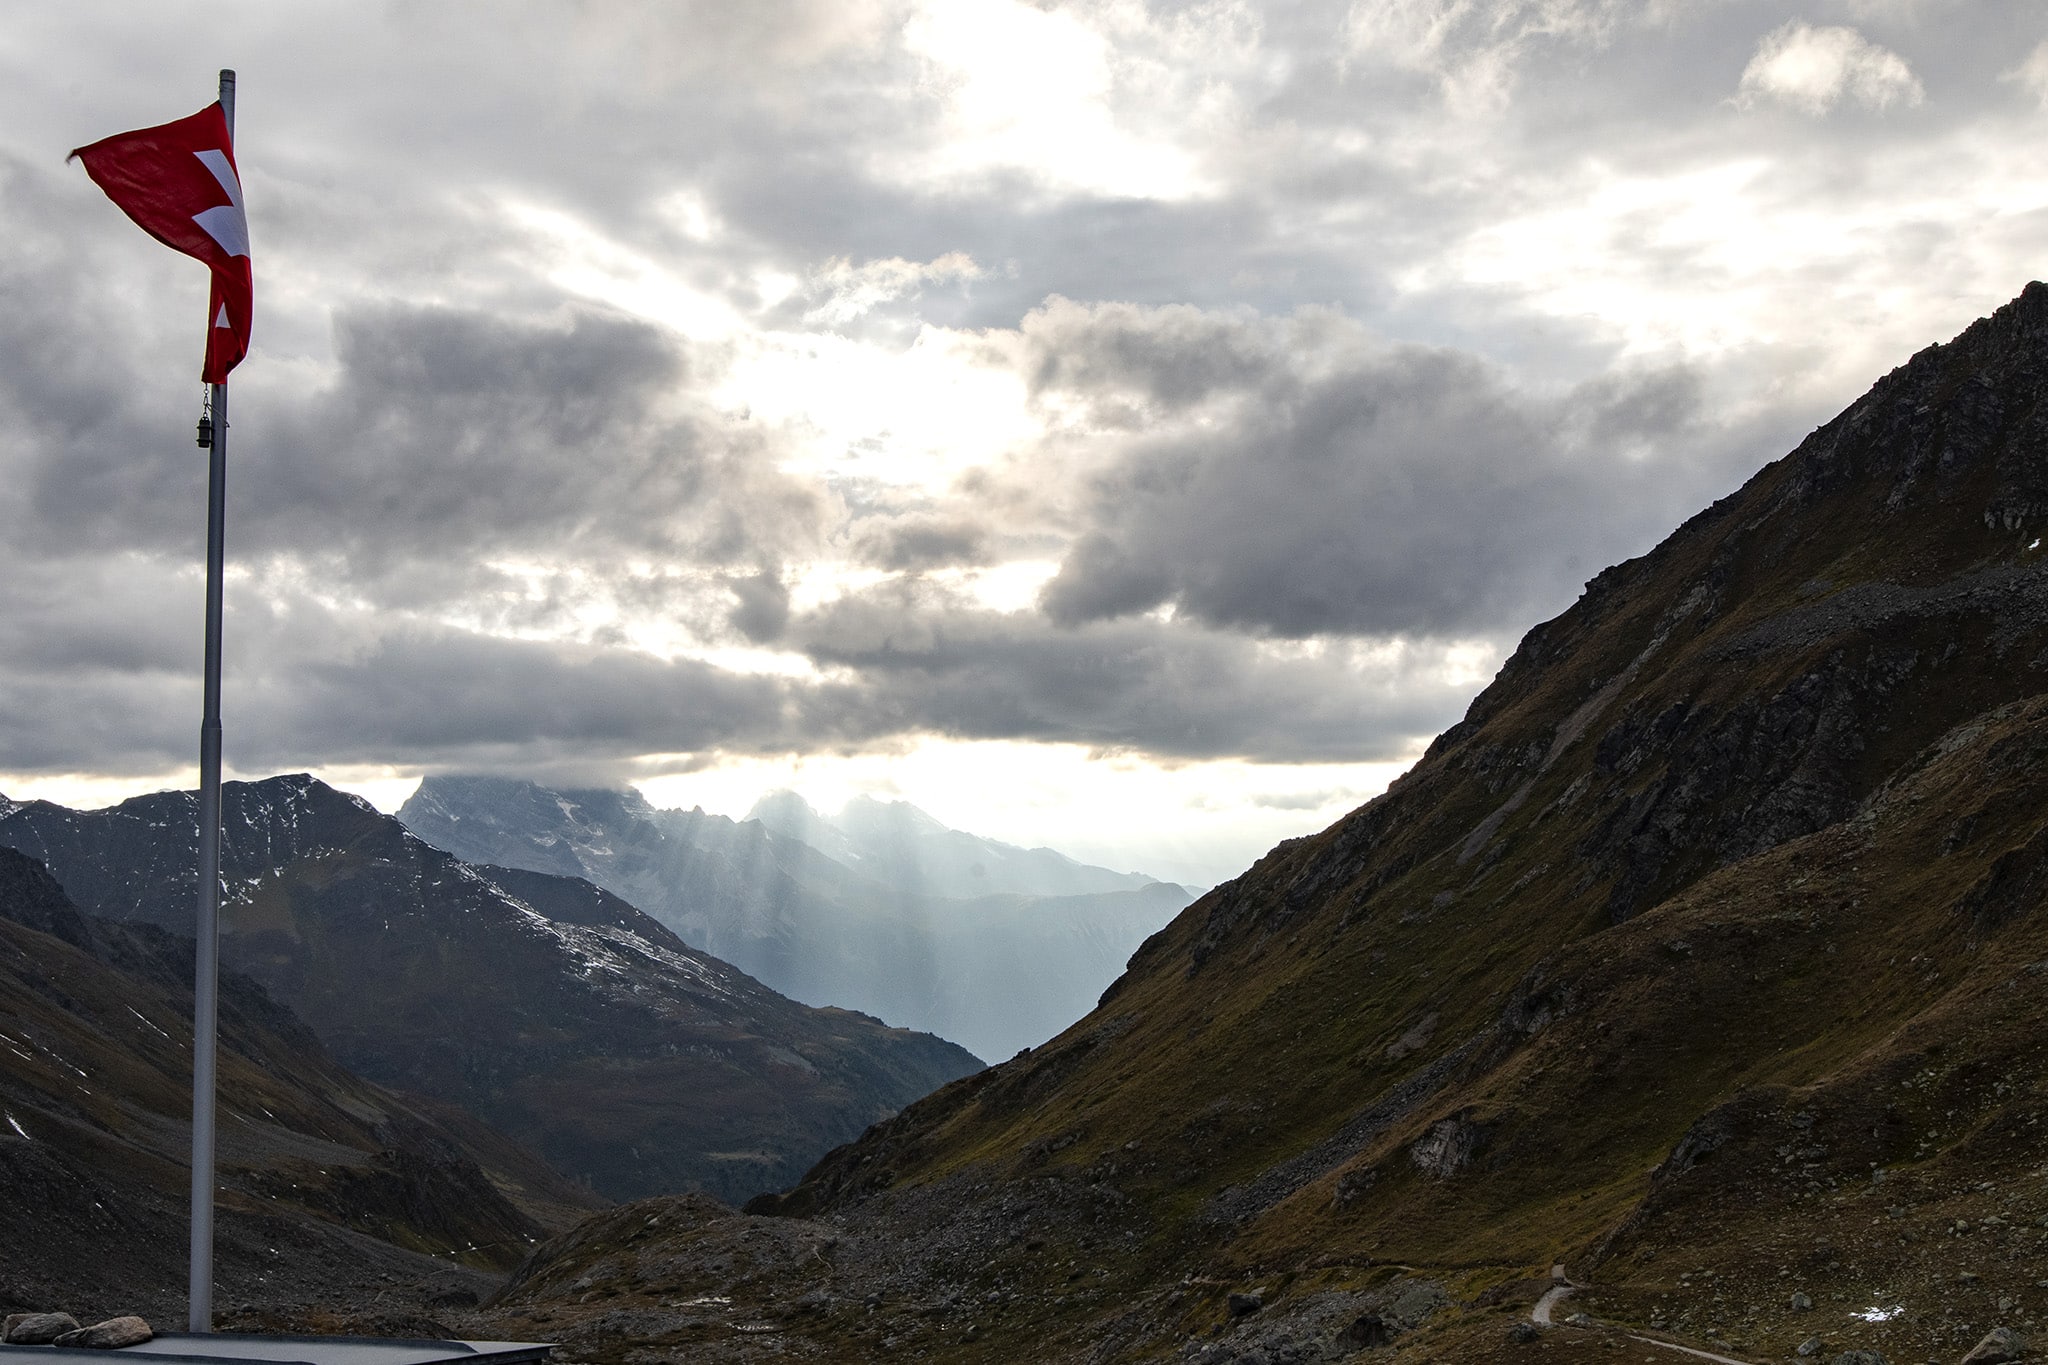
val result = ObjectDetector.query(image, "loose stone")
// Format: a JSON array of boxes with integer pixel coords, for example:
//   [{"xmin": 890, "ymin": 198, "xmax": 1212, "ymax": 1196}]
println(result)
[
  {"xmin": 1960, "ymin": 1326, "xmax": 2028, "ymax": 1365},
  {"xmin": 54, "ymin": 1317, "xmax": 153, "ymax": 1350},
  {"xmin": 5, "ymin": 1313, "xmax": 82, "ymax": 1345}
]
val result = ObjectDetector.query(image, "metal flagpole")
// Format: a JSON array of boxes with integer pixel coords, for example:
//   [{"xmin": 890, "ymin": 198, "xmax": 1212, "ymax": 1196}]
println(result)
[{"xmin": 188, "ymin": 65, "xmax": 235, "ymax": 1339}]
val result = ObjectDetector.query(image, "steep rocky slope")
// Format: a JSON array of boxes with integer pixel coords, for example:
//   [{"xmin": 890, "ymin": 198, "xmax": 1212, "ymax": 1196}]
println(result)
[
  {"xmin": 0, "ymin": 845, "xmax": 594, "ymax": 1325},
  {"xmin": 399, "ymin": 777, "xmax": 1192, "ymax": 1059},
  {"xmin": 477, "ymin": 287, "xmax": 2048, "ymax": 1364},
  {"xmin": 0, "ymin": 778, "xmax": 980, "ymax": 1205}
]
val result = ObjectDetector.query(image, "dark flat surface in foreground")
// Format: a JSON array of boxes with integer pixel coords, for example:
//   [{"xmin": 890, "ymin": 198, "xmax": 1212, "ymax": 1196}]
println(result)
[{"xmin": 0, "ymin": 1335, "xmax": 549, "ymax": 1365}]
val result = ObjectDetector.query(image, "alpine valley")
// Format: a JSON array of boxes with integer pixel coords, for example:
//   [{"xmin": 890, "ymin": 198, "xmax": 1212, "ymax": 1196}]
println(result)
[
  {"xmin": 0, "ymin": 778, "xmax": 980, "ymax": 1207},
  {"xmin": 433, "ymin": 287, "xmax": 2048, "ymax": 1364},
  {"xmin": 396, "ymin": 778, "xmax": 1195, "ymax": 1063}
]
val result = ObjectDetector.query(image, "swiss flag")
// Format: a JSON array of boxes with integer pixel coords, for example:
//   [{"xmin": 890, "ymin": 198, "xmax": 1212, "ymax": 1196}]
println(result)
[{"xmin": 71, "ymin": 102, "xmax": 251, "ymax": 384}]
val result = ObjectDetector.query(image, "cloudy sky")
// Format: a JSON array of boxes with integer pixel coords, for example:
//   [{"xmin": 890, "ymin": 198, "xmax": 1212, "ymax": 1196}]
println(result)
[{"xmin": 1, "ymin": 1, "xmax": 2043, "ymax": 882}]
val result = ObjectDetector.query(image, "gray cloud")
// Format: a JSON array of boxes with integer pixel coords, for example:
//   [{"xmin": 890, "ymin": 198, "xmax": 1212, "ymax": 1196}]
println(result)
[
  {"xmin": 0, "ymin": 549, "xmax": 1468, "ymax": 781},
  {"xmin": 0, "ymin": 549, "xmax": 229, "ymax": 777},
  {"xmin": 1021, "ymin": 301, "xmax": 1730, "ymax": 639},
  {"xmin": 0, "ymin": 155, "xmax": 223, "ymax": 564},
  {"xmin": 243, "ymin": 304, "xmax": 822, "ymax": 578},
  {"xmin": 726, "ymin": 567, "xmax": 793, "ymax": 643},
  {"xmin": 786, "ymin": 582, "xmax": 1470, "ymax": 763},
  {"xmin": 36, "ymin": 299, "xmax": 837, "ymax": 665},
  {"xmin": 264, "ymin": 627, "xmax": 786, "ymax": 762},
  {"xmin": 1019, "ymin": 300, "xmax": 1287, "ymax": 415},
  {"xmin": 848, "ymin": 514, "xmax": 991, "ymax": 571}
]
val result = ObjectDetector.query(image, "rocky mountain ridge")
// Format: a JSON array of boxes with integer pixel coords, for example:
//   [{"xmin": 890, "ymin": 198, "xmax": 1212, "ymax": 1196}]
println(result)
[
  {"xmin": 0, "ymin": 777, "xmax": 979, "ymax": 1205},
  {"xmin": 398, "ymin": 776, "xmax": 1193, "ymax": 1060},
  {"xmin": 465, "ymin": 286, "xmax": 2048, "ymax": 1364}
]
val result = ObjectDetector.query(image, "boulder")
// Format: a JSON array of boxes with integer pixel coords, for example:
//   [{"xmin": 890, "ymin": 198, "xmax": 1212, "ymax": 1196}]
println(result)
[
  {"xmin": 5, "ymin": 1313, "xmax": 81, "ymax": 1345},
  {"xmin": 1409, "ymin": 1117, "xmax": 1486, "ymax": 1178},
  {"xmin": 1331, "ymin": 1166, "xmax": 1379, "ymax": 1208},
  {"xmin": 1342, "ymin": 1313, "xmax": 1392, "ymax": 1347},
  {"xmin": 1961, "ymin": 1327, "xmax": 2029, "ymax": 1364},
  {"xmin": 54, "ymin": 1317, "xmax": 153, "ymax": 1350}
]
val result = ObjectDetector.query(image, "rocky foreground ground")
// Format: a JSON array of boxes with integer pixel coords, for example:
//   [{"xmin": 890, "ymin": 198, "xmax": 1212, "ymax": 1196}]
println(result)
[{"xmin": 189, "ymin": 1172, "xmax": 2037, "ymax": 1365}]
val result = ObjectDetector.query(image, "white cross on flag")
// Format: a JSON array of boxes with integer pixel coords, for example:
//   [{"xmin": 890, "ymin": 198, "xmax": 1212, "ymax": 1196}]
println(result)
[{"xmin": 71, "ymin": 102, "xmax": 252, "ymax": 384}]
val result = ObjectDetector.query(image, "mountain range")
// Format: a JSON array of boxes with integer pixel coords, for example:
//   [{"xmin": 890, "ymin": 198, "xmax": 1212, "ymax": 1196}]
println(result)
[
  {"xmin": 746, "ymin": 790, "xmax": 1162, "ymax": 901},
  {"xmin": 0, "ymin": 777, "xmax": 978, "ymax": 1205},
  {"xmin": 397, "ymin": 778, "xmax": 1194, "ymax": 1060},
  {"xmin": 460, "ymin": 285, "xmax": 2048, "ymax": 1364}
]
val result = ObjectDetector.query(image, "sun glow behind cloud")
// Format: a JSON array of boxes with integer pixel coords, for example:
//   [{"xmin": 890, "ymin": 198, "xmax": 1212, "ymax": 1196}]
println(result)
[
  {"xmin": 728, "ymin": 324, "xmax": 1038, "ymax": 489},
  {"xmin": 634, "ymin": 737, "xmax": 1418, "ymax": 886},
  {"xmin": 900, "ymin": 0, "xmax": 1210, "ymax": 200},
  {"xmin": 504, "ymin": 200, "xmax": 746, "ymax": 342},
  {"xmin": 503, "ymin": 197, "xmax": 1038, "ymax": 495}
]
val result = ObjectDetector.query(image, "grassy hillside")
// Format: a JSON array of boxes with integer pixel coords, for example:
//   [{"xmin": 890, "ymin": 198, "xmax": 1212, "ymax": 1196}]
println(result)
[{"xmin": 0, "ymin": 846, "xmax": 600, "ymax": 1327}]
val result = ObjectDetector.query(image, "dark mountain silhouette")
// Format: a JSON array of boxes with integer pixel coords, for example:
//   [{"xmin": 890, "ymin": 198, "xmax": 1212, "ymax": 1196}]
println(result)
[
  {"xmin": 0, "ymin": 844, "xmax": 594, "ymax": 1325},
  {"xmin": 477, "ymin": 287, "xmax": 2048, "ymax": 1364}
]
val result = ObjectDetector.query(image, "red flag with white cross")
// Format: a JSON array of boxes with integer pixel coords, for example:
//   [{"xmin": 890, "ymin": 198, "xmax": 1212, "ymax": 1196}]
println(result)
[{"xmin": 70, "ymin": 102, "xmax": 251, "ymax": 383}]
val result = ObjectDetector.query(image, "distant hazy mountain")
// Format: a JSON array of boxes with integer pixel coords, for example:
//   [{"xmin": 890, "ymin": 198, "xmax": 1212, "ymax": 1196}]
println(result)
[
  {"xmin": 746, "ymin": 790, "xmax": 1158, "ymax": 901},
  {"xmin": 399, "ymin": 777, "xmax": 1193, "ymax": 1060},
  {"xmin": 0, "ymin": 776, "xmax": 980, "ymax": 1204}
]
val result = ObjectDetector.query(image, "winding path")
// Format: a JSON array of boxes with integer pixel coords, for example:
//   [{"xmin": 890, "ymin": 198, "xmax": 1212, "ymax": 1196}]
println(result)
[
  {"xmin": 1529, "ymin": 1264, "xmax": 1759, "ymax": 1365},
  {"xmin": 1531, "ymin": 1264, "xmax": 1575, "ymax": 1325}
]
